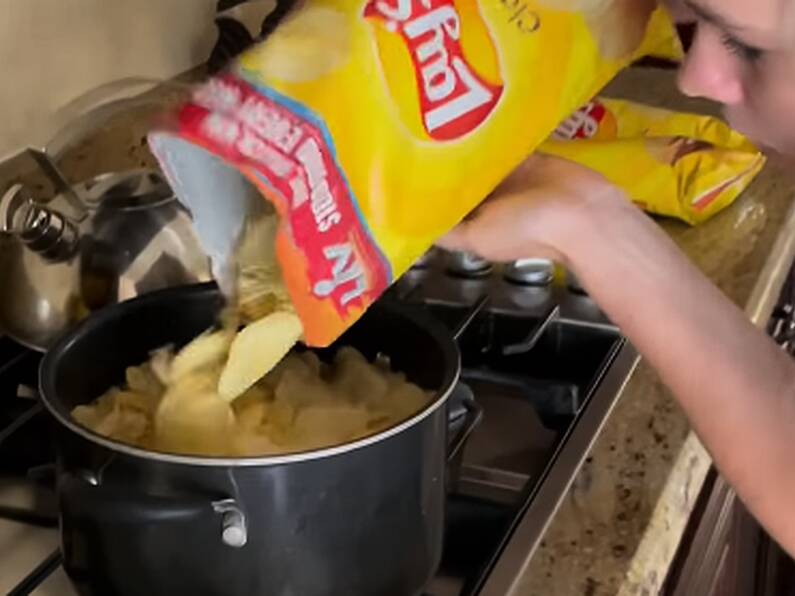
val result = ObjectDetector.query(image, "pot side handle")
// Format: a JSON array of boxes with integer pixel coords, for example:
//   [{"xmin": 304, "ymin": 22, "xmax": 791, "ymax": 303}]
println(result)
[
  {"xmin": 59, "ymin": 472, "xmax": 248, "ymax": 548},
  {"xmin": 447, "ymin": 386, "xmax": 482, "ymax": 463}
]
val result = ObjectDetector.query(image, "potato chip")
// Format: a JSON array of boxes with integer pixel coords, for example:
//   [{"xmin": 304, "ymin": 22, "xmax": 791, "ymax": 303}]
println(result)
[
  {"xmin": 232, "ymin": 432, "xmax": 281, "ymax": 457},
  {"xmin": 72, "ymin": 345, "xmax": 432, "ymax": 457},
  {"xmin": 291, "ymin": 404, "xmax": 372, "ymax": 448},
  {"xmin": 72, "ymin": 404, "xmax": 100, "ymax": 429},
  {"xmin": 235, "ymin": 214, "xmax": 294, "ymax": 323},
  {"xmin": 331, "ymin": 347, "xmax": 389, "ymax": 404},
  {"xmin": 125, "ymin": 365, "xmax": 164, "ymax": 397},
  {"xmin": 149, "ymin": 347, "xmax": 174, "ymax": 386},
  {"xmin": 233, "ymin": 384, "xmax": 273, "ymax": 430},
  {"xmin": 169, "ymin": 328, "xmax": 233, "ymax": 382},
  {"xmin": 251, "ymin": 6, "xmax": 351, "ymax": 84},
  {"xmin": 218, "ymin": 311, "xmax": 304, "ymax": 402},
  {"xmin": 154, "ymin": 372, "xmax": 235, "ymax": 455}
]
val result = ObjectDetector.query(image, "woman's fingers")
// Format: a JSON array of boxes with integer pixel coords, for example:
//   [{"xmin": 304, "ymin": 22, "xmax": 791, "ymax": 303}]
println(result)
[{"xmin": 436, "ymin": 154, "xmax": 623, "ymax": 264}]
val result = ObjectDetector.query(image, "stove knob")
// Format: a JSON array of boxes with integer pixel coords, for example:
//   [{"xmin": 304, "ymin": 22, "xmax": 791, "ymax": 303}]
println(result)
[
  {"xmin": 504, "ymin": 259, "xmax": 554, "ymax": 286},
  {"xmin": 445, "ymin": 251, "xmax": 493, "ymax": 278}
]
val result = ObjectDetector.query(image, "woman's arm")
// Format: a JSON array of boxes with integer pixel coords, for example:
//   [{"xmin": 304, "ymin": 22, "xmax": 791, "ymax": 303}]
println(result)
[{"xmin": 441, "ymin": 155, "xmax": 795, "ymax": 555}]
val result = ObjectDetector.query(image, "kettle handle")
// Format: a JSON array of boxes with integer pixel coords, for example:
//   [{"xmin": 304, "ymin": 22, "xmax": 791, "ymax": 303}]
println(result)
[{"xmin": 25, "ymin": 149, "xmax": 87, "ymax": 220}]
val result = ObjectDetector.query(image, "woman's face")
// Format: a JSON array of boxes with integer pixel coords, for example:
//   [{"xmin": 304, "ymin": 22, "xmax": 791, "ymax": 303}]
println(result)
[{"xmin": 676, "ymin": 0, "xmax": 795, "ymax": 156}]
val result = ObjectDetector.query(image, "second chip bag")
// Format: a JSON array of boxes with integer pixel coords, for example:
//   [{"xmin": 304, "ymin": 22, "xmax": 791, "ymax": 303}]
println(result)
[{"xmin": 541, "ymin": 97, "xmax": 766, "ymax": 225}]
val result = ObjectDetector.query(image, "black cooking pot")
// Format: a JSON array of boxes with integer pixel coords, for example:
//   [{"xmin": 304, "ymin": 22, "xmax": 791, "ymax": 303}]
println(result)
[{"xmin": 39, "ymin": 283, "xmax": 464, "ymax": 596}]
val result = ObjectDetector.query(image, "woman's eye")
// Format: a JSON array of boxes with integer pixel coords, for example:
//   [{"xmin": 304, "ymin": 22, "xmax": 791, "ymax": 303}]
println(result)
[{"xmin": 720, "ymin": 33, "xmax": 764, "ymax": 63}]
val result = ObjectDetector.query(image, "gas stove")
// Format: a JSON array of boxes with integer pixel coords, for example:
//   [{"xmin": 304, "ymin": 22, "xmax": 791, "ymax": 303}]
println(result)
[{"xmin": 0, "ymin": 250, "xmax": 638, "ymax": 596}]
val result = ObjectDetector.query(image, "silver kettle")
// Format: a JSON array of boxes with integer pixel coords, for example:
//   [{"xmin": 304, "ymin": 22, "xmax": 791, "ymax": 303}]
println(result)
[{"xmin": 0, "ymin": 161, "xmax": 210, "ymax": 351}]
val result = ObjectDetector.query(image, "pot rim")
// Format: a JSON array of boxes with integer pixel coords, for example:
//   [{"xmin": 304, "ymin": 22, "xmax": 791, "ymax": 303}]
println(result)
[{"xmin": 39, "ymin": 284, "xmax": 461, "ymax": 467}]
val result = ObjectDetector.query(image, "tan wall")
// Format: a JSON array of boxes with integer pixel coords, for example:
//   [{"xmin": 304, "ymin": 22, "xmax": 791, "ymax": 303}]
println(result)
[{"xmin": 0, "ymin": 0, "xmax": 222, "ymax": 160}]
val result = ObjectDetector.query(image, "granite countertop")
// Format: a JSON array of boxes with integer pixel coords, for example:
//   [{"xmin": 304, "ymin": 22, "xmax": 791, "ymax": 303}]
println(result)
[
  {"xmin": 3, "ymin": 66, "xmax": 794, "ymax": 596},
  {"xmin": 514, "ymin": 69, "xmax": 795, "ymax": 595}
]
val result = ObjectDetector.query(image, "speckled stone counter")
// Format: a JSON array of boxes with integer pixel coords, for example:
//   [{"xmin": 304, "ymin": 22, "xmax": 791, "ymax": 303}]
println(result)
[{"xmin": 513, "ymin": 69, "xmax": 795, "ymax": 596}]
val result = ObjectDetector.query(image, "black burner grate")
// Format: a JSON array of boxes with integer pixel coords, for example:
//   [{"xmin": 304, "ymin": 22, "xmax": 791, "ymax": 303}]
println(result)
[{"xmin": 7, "ymin": 550, "xmax": 63, "ymax": 596}]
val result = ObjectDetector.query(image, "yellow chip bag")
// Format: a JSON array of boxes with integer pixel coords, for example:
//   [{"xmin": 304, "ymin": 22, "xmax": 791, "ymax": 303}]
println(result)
[
  {"xmin": 540, "ymin": 97, "xmax": 766, "ymax": 224},
  {"xmin": 149, "ymin": 0, "xmax": 681, "ymax": 346}
]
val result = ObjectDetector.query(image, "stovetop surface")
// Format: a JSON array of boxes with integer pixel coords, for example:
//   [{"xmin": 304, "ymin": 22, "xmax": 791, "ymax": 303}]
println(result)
[
  {"xmin": 394, "ymin": 253, "xmax": 629, "ymax": 595},
  {"xmin": 0, "ymin": 251, "xmax": 636, "ymax": 596}
]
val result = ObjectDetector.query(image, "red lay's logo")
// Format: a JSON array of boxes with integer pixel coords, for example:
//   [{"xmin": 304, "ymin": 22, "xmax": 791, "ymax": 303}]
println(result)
[
  {"xmin": 552, "ymin": 101, "xmax": 617, "ymax": 141},
  {"xmin": 364, "ymin": 0, "xmax": 503, "ymax": 141}
]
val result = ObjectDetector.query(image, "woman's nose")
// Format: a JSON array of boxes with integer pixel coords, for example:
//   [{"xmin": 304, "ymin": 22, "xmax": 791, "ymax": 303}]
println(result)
[{"xmin": 678, "ymin": 26, "xmax": 745, "ymax": 106}]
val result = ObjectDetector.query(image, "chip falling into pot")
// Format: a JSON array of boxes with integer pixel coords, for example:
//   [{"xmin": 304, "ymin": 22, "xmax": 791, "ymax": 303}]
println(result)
[
  {"xmin": 217, "ymin": 209, "xmax": 306, "ymax": 401},
  {"xmin": 148, "ymin": 208, "xmax": 307, "ymax": 447},
  {"xmin": 218, "ymin": 310, "xmax": 304, "ymax": 402}
]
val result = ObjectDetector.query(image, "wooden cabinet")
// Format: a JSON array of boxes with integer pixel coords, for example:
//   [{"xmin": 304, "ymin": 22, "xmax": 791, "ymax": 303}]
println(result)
[{"xmin": 663, "ymin": 465, "xmax": 795, "ymax": 595}]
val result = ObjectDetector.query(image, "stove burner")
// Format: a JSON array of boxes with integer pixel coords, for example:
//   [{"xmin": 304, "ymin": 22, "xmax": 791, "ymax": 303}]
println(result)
[
  {"xmin": 501, "ymin": 305, "xmax": 560, "ymax": 357},
  {"xmin": 446, "ymin": 251, "xmax": 493, "ymax": 278},
  {"xmin": 7, "ymin": 549, "xmax": 63, "ymax": 596},
  {"xmin": 503, "ymin": 259, "xmax": 554, "ymax": 286}
]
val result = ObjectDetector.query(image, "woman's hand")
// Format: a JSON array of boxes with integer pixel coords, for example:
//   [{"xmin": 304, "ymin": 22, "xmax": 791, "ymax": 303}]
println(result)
[{"xmin": 437, "ymin": 154, "xmax": 629, "ymax": 267}]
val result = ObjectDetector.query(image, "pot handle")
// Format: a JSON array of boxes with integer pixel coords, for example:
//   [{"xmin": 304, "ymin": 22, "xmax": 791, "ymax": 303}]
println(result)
[
  {"xmin": 59, "ymin": 472, "xmax": 248, "ymax": 548},
  {"xmin": 447, "ymin": 387, "xmax": 482, "ymax": 463}
]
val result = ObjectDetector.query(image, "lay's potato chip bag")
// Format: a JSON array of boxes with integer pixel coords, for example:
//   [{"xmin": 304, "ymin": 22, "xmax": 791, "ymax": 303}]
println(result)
[
  {"xmin": 540, "ymin": 97, "xmax": 766, "ymax": 224},
  {"xmin": 149, "ymin": 0, "xmax": 681, "ymax": 346}
]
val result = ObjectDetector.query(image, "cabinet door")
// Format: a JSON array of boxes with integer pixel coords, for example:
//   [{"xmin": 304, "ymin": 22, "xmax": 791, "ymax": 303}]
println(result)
[
  {"xmin": 709, "ymin": 499, "xmax": 760, "ymax": 596},
  {"xmin": 663, "ymin": 471, "xmax": 760, "ymax": 596}
]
